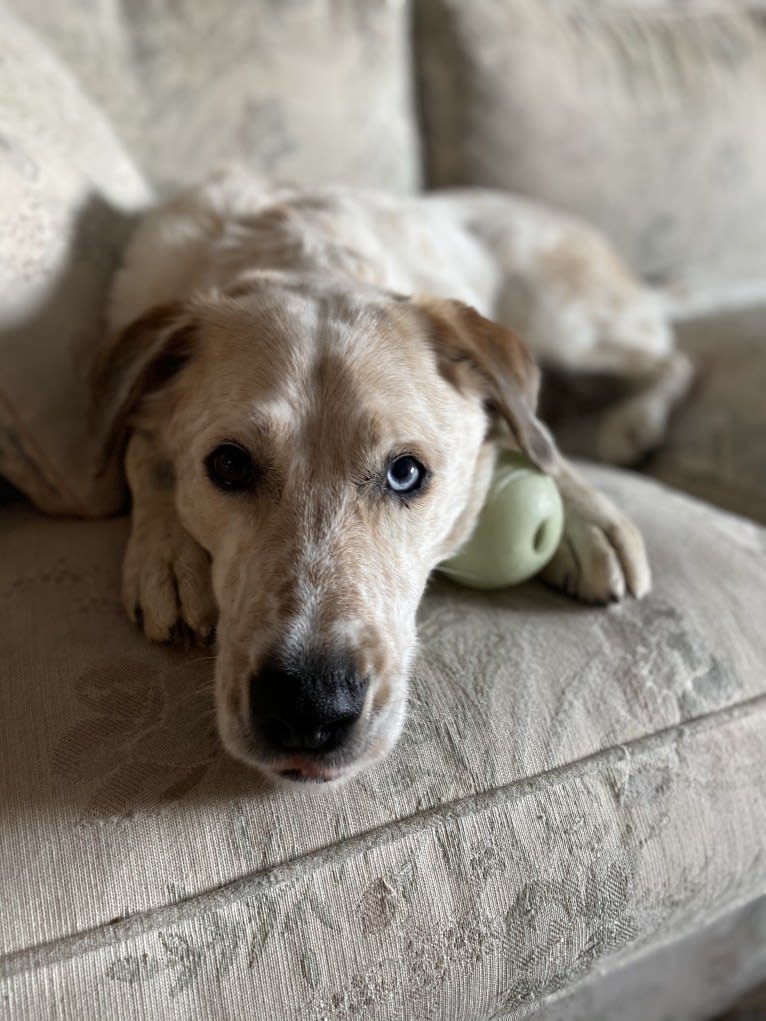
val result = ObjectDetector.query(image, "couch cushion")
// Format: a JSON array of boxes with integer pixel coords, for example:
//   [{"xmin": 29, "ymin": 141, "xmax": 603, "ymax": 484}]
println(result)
[
  {"xmin": 0, "ymin": 4, "xmax": 150, "ymax": 517},
  {"xmin": 415, "ymin": 0, "xmax": 766, "ymax": 305},
  {"xmin": 9, "ymin": 0, "xmax": 421, "ymax": 196},
  {"xmin": 525, "ymin": 895, "xmax": 766, "ymax": 1021},
  {"xmin": 544, "ymin": 302, "xmax": 766, "ymax": 527},
  {"xmin": 1, "ymin": 466, "xmax": 765, "ymax": 1017},
  {"xmin": 644, "ymin": 303, "xmax": 766, "ymax": 525}
]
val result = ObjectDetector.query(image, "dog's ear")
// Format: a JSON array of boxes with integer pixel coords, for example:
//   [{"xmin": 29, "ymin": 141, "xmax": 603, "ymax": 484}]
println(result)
[
  {"xmin": 418, "ymin": 297, "xmax": 557, "ymax": 471},
  {"xmin": 91, "ymin": 301, "xmax": 197, "ymax": 467}
]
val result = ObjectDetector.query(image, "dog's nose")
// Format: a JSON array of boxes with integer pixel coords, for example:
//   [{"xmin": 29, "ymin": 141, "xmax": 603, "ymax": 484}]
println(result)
[{"xmin": 250, "ymin": 652, "xmax": 369, "ymax": 754}]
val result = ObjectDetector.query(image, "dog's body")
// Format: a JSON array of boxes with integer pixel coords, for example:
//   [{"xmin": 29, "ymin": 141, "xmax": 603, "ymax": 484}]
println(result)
[{"xmin": 98, "ymin": 167, "xmax": 690, "ymax": 784}]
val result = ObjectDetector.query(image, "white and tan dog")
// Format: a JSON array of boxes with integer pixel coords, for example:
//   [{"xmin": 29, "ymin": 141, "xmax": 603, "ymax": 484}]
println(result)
[{"xmin": 94, "ymin": 167, "xmax": 691, "ymax": 784}]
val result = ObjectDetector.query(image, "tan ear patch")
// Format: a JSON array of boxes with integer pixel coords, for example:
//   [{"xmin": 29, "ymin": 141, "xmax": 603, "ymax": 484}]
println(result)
[
  {"xmin": 91, "ymin": 301, "xmax": 197, "ymax": 469},
  {"xmin": 418, "ymin": 297, "xmax": 556, "ymax": 471}
]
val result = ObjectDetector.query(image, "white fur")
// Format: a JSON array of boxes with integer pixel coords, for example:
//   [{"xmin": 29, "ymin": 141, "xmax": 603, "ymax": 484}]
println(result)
[{"xmin": 104, "ymin": 168, "xmax": 687, "ymax": 782}]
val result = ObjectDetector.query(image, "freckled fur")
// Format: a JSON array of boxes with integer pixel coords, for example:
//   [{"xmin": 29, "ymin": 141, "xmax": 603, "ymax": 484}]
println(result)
[
  {"xmin": 151, "ymin": 457, "xmax": 175, "ymax": 491},
  {"xmin": 97, "ymin": 167, "xmax": 669, "ymax": 782}
]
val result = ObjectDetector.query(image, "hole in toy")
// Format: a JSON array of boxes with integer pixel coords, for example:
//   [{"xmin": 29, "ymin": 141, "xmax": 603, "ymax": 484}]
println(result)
[{"xmin": 534, "ymin": 519, "xmax": 550, "ymax": 553}]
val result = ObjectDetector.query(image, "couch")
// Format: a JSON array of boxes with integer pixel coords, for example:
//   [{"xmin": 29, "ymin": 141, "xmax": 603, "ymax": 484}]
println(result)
[{"xmin": 1, "ymin": 2, "xmax": 765, "ymax": 1018}]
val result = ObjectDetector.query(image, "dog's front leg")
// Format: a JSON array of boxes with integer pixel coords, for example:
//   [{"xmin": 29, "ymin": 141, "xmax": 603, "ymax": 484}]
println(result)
[
  {"xmin": 122, "ymin": 430, "xmax": 218, "ymax": 644},
  {"xmin": 541, "ymin": 456, "xmax": 651, "ymax": 604}
]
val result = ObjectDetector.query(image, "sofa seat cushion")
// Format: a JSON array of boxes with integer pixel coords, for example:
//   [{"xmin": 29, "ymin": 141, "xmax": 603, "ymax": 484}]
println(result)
[
  {"xmin": 523, "ymin": 895, "xmax": 766, "ymax": 1021},
  {"xmin": 1, "ymin": 466, "xmax": 765, "ymax": 1018}
]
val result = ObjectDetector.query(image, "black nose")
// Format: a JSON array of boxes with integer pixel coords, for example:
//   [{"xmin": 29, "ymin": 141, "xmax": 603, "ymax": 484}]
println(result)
[{"xmin": 250, "ymin": 652, "xmax": 369, "ymax": 754}]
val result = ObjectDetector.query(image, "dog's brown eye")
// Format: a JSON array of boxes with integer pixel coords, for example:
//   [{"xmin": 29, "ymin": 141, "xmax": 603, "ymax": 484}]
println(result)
[
  {"xmin": 386, "ymin": 455, "xmax": 426, "ymax": 495},
  {"xmin": 205, "ymin": 443, "xmax": 254, "ymax": 491}
]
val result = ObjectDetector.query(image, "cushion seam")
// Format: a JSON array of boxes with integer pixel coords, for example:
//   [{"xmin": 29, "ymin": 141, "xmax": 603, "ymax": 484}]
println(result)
[{"xmin": 2, "ymin": 691, "xmax": 765, "ymax": 980}]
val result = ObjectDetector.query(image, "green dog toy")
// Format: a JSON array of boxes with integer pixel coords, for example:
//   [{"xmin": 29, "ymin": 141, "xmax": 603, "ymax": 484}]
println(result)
[{"xmin": 439, "ymin": 450, "xmax": 564, "ymax": 590}]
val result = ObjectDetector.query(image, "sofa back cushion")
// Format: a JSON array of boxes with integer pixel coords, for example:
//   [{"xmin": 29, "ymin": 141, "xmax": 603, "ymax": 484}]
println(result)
[
  {"xmin": 10, "ymin": 0, "xmax": 421, "ymax": 196},
  {"xmin": 415, "ymin": 0, "xmax": 766, "ymax": 306},
  {"xmin": 1, "ymin": 0, "xmax": 421, "ymax": 516},
  {"xmin": 0, "ymin": 4, "xmax": 150, "ymax": 516}
]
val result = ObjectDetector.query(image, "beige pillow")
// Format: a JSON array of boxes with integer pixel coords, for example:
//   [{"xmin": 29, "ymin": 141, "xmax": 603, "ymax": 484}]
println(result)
[
  {"xmin": 10, "ymin": 0, "xmax": 421, "ymax": 196},
  {"xmin": 416, "ymin": 0, "xmax": 766, "ymax": 304},
  {"xmin": 0, "ymin": 5, "xmax": 150, "ymax": 516}
]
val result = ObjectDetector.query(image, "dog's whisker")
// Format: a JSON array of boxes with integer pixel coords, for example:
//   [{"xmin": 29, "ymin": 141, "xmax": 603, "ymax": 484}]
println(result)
[{"xmin": 164, "ymin": 654, "xmax": 218, "ymax": 671}]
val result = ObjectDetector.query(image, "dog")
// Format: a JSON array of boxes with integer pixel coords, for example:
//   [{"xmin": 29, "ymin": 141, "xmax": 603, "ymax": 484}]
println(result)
[{"xmin": 94, "ymin": 167, "xmax": 691, "ymax": 785}]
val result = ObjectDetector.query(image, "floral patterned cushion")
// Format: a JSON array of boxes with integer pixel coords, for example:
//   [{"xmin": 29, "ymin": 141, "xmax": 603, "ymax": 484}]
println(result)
[
  {"xmin": 8, "ymin": 0, "xmax": 421, "ymax": 197},
  {"xmin": 2, "ymin": 466, "xmax": 765, "ymax": 1018},
  {"xmin": 415, "ymin": 0, "xmax": 766, "ymax": 305},
  {"xmin": 528, "ymin": 896, "xmax": 766, "ymax": 1021},
  {"xmin": 0, "ymin": 4, "xmax": 150, "ymax": 516}
]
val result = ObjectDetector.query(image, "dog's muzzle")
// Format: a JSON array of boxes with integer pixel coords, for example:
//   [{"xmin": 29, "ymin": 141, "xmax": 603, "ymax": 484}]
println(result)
[{"xmin": 250, "ymin": 649, "xmax": 370, "ymax": 779}]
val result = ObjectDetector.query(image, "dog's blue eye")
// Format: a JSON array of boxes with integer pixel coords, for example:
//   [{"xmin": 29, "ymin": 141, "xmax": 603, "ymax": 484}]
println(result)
[
  {"xmin": 386, "ymin": 455, "xmax": 426, "ymax": 495},
  {"xmin": 205, "ymin": 443, "xmax": 254, "ymax": 491}
]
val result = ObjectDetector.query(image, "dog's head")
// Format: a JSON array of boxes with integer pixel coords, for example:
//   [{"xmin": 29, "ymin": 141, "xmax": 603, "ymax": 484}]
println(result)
[{"xmin": 95, "ymin": 275, "xmax": 554, "ymax": 783}]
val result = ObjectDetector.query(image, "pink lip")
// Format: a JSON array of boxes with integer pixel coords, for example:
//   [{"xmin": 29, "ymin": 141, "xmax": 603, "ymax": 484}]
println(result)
[{"xmin": 277, "ymin": 757, "xmax": 343, "ymax": 783}]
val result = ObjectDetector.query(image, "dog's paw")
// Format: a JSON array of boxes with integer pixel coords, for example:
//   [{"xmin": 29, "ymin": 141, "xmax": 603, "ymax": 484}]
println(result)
[
  {"xmin": 597, "ymin": 395, "xmax": 669, "ymax": 466},
  {"xmin": 122, "ymin": 516, "xmax": 217, "ymax": 645},
  {"xmin": 598, "ymin": 352, "xmax": 693, "ymax": 466},
  {"xmin": 541, "ymin": 500, "xmax": 651, "ymax": 604}
]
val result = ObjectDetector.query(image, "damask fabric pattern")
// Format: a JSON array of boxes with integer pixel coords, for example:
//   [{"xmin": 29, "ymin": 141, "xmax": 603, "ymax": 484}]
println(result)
[
  {"xmin": 2, "ymin": 467, "xmax": 766, "ymax": 1018},
  {"xmin": 8, "ymin": 0, "xmax": 421, "ymax": 197},
  {"xmin": 521, "ymin": 895, "xmax": 766, "ymax": 1021},
  {"xmin": 415, "ymin": 0, "xmax": 766, "ymax": 305},
  {"xmin": 0, "ymin": 4, "xmax": 151, "ymax": 517}
]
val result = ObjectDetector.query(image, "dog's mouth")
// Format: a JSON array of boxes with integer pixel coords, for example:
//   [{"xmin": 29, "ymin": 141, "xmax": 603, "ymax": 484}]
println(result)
[
  {"xmin": 216, "ymin": 660, "xmax": 409, "ymax": 784},
  {"xmin": 276, "ymin": 756, "xmax": 347, "ymax": 784},
  {"xmin": 224, "ymin": 720, "xmax": 367, "ymax": 784},
  {"xmin": 226, "ymin": 717, "xmax": 396, "ymax": 786}
]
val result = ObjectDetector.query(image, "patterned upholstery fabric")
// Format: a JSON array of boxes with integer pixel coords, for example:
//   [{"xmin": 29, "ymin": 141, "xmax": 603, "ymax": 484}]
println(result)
[
  {"xmin": 415, "ymin": 0, "xmax": 766, "ymax": 305},
  {"xmin": 2, "ymin": 467, "xmax": 766, "ymax": 1017},
  {"xmin": 0, "ymin": 4, "xmax": 150, "ymax": 516},
  {"xmin": 9, "ymin": 0, "xmax": 421, "ymax": 197},
  {"xmin": 2, "ymin": 2, "xmax": 766, "ymax": 1017},
  {"xmin": 528, "ymin": 895, "xmax": 766, "ymax": 1021}
]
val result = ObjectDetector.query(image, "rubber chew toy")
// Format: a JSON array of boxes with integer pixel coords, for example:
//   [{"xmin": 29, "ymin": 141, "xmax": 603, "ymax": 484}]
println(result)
[{"xmin": 439, "ymin": 450, "xmax": 564, "ymax": 590}]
